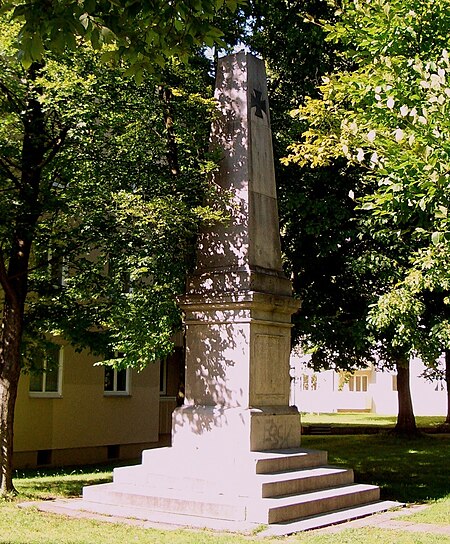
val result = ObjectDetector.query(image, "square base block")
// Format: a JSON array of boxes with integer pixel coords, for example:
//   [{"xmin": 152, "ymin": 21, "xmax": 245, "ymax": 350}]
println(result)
[{"xmin": 172, "ymin": 404, "xmax": 301, "ymax": 455}]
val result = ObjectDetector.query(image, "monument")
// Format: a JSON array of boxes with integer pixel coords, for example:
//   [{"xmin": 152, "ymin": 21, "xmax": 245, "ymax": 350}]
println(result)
[
  {"xmin": 174, "ymin": 51, "xmax": 302, "ymax": 461},
  {"xmin": 81, "ymin": 53, "xmax": 398, "ymax": 534}
]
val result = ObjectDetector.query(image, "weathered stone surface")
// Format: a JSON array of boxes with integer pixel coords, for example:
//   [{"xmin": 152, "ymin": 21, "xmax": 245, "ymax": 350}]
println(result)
[
  {"xmin": 177, "ymin": 52, "xmax": 301, "ymax": 454},
  {"xmin": 80, "ymin": 53, "xmax": 394, "ymax": 531},
  {"xmin": 187, "ymin": 52, "xmax": 292, "ymax": 297}
]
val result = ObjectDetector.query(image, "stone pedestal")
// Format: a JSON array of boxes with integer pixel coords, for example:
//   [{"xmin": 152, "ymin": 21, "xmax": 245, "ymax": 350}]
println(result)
[
  {"xmin": 175, "ymin": 293, "xmax": 301, "ymax": 456},
  {"xmin": 82, "ymin": 53, "xmax": 392, "ymax": 532},
  {"xmin": 175, "ymin": 52, "xmax": 301, "ymax": 458}
]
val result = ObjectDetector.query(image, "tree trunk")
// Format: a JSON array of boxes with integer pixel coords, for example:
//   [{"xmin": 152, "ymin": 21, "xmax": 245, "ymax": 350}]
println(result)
[
  {"xmin": 0, "ymin": 229, "xmax": 36, "ymax": 495},
  {"xmin": 0, "ymin": 232, "xmax": 32, "ymax": 494},
  {"xmin": 0, "ymin": 300, "xmax": 23, "ymax": 494},
  {"xmin": 0, "ymin": 62, "xmax": 46, "ymax": 494},
  {"xmin": 445, "ymin": 350, "xmax": 450, "ymax": 425},
  {"xmin": 394, "ymin": 356, "xmax": 419, "ymax": 436}
]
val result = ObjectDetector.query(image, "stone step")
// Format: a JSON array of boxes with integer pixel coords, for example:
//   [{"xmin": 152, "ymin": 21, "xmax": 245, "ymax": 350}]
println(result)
[
  {"xmin": 259, "ymin": 500, "xmax": 403, "ymax": 536},
  {"xmin": 28, "ymin": 496, "xmax": 401, "ymax": 536},
  {"xmin": 38, "ymin": 499, "xmax": 404, "ymax": 537},
  {"xmin": 139, "ymin": 447, "xmax": 328, "ymax": 475},
  {"xmin": 306, "ymin": 424, "xmax": 332, "ymax": 435},
  {"xmin": 115, "ymin": 468, "xmax": 232, "ymax": 495},
  {"xmin": 113, "ymin": 465, "xmax": 141, "ymax": 484},
  {"xmin": 83, "ymin": 482, "xmax": 247, "ymax": 521},
  {"xmin": 114, "ymin": 448, "xmax": 331, "ymax": 493},
  {"xmin": 253, "ymin": 448, "xmax": 328, "ymax": 474},
  {"xmin": 42, "ymin": 498, "xmax": 259, "ymax": 533},
  {"xmin": 83, "ymin": 446, "xmax": 390, "ymax": 531},
  {"xmin": 248, "ymin": 483, "xmax": 381, "ymax": 524},
  {"xmin": 259, "ymin": 466, "xmax": 354, "ymax": 498},
  {"xmin": 114, "ymin": 465, "xmax": 354, "ymax": 498},
  {"xmin": 84, "ymin": 481, "xmax": 382, "ymax": 526}
]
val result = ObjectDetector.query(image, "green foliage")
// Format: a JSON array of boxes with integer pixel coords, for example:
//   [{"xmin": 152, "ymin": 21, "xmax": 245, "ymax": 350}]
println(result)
[
  {"xmin": 4, "ymin": 0, "xmax": 244, "ymax": 75},
  {"xmin": 0, "ymin": 16, "xmax": 224, "ymax": 369},
  {"xmin": 285, "ymin": 0, "xmax": 450, "ymax": 365},
  {"xmin": 242, "ymin": 1, "xmax": 380, "ymax": 370},
  {"xmin": 283, "ymin": 165, "xmax": 378, "ymax": 369}
]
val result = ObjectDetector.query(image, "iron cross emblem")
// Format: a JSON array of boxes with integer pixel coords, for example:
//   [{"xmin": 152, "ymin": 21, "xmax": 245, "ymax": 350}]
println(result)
[{"xmin": 251, "ymin": 89, "xmax": 267, "ymax": 119}]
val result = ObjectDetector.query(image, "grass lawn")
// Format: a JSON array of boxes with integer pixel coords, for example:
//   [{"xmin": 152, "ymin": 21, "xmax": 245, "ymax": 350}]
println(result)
[
  {"xmin": 0, "ymin": 433, "xmax": 448, "ymax": 543},
  {"xmin": 302, "ymin": 433, "xmax": 450, "ymax": 502},
  {"xmin": 302, "ymin": 433, "xmax": 450, "ymax": 527},
  {"xmin": 13, "ymin": 465, "xmax": 123, "ymax": 500},
  {"xmin": 301, "ymin": 413, "xmax": 447, "ymax": 429},
  {"xmin": 399, "ymin": 496, "xmax": 450, "ymax": 525},
  {"xmin": 1, "ymin": 502, "xmax": 449, "ymax": 544}
]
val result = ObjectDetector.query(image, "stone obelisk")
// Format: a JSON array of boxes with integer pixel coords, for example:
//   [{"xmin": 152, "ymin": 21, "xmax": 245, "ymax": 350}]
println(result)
[
  {"xmin": 175, "ymin": 52, "xmax": 301, "ymax": 459},
  {"xmin": 82, "ymin": 53, "xmax": 391, "ymax": 530}
]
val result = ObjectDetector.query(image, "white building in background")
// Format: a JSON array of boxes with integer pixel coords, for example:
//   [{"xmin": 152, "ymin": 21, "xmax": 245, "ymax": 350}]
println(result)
[{"xmin": 290, "ymin": 354, "xmax": 447, "ymax": 416}]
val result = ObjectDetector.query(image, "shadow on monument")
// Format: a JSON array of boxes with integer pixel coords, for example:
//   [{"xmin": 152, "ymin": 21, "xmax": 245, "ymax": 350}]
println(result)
[{"xmin": 79, "ymin": 52, "xmax": 400, "ymax": 534}]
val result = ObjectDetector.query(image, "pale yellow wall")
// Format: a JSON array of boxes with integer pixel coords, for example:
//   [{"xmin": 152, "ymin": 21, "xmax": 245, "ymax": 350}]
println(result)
[{"xmin": 14, "ymin": 343, "xmax": 160, "ymax": 454}]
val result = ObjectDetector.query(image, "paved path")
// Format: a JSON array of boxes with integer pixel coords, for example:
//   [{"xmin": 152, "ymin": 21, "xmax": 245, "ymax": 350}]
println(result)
[
  {"xmin": 19, "ymin": 500, "xmax": 450, "ymax": 538},
  {"xmin": 311, "ymin": 506, "xmax": 450, "ymax": 537}
]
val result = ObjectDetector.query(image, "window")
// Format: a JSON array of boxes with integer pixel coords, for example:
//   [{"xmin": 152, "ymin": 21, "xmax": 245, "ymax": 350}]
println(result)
[
  {"xmin": 29, "ymin": 346, "xmax": 63, "ymax": 397},
  {"xmin": 104, "ymin": 366, "xmax": 130, "ymax": 395},
  {"xmin": 434, "ymin": 380, "xmax": 445, "ymax": 392},
  {"xmin": 37, "ymin": 449, "xmax": 52, "ymax": 466},
  {"xmin": 48, "ymin": 250, "xmax": 67, "ymax": 287},
  {"xmin": 301, "ymin": 374, "xmax": 309, "ymax": 391},
  {"xmin": 348, "ymin": 375, "xmax": 368, "ymax": 392},
  {"xmin": 392, "ymin": 375, "xmax": 398, "ymax": 391},
  {"xmin": 300, "ymin": 373, "xmax": 318, "ymax": 391},
  {"xmin": 160, "ymin": 358, "xmax": 167, "ymax": 395}
]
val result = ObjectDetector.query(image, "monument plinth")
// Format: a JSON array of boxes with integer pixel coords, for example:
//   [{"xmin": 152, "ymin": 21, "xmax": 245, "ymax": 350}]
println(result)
[
  {"xmin": 81, "ymin": 53, "xmax": 395, "ymax": 533},
  {"xmin": 176, "ymin": 52, "xmax": 301, "ymax": 456}
]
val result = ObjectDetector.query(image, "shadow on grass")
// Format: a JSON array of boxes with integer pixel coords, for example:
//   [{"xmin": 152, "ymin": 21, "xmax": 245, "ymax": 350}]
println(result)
[
  {"xmin": 15, "ymin": 476, "xmax": 112, "ymax": 499},
  {"xmin": 302, "ymin": 433, "xmax": 450, "ymax": 503},
  {"xmin": 10, "ymin": 438, "xmax": 449, "ymax": 505},
  {"xmin": 12, "ymin": 460, "xmax": 140, "ymax": 500},
  {"xmin": 16, "ymin": 478, "xmax": 111, "ymax": 500}
]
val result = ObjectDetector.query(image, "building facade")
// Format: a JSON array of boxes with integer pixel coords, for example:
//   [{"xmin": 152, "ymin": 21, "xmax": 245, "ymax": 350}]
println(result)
[
  {"xmin": 290, "ymin": 354, "xmax": 447, "ymax": 416},
  {"xmin": 13, "ymin": 338, "xmax": 183, "ymax": 469}
]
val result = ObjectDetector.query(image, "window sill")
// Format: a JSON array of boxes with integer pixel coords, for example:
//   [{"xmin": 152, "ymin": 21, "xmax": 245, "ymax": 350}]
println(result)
[
  {"xmin": 29, "ymin": 392, "xmax": 62, "ymax": 399},
  {"xmin": 103, "ymin": 391, "xmax": 131, "ymax": 397}
]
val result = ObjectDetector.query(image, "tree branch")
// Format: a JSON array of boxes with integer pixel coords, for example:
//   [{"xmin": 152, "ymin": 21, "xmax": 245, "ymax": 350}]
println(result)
[
  {"xmin": 0, "ymin": 157, "xmax": 21, "ymax": 189},
  {"xmin": 40, "ymin": 126, "xmax": 70, "ymax": 170},
  {"xmin": 0, "ymin": 79, "xmax": 24, "ymax": 114},
  {"xmin": 0, "ymin": 249, "xmax": 17, "ymax": 305}
]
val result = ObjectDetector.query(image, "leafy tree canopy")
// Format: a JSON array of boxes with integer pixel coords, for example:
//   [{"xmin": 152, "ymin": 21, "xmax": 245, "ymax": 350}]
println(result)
[
  {"xmin": 238, "ymin": 1, "xmax": 377, "ymax": 370},
  {"xmin": 0, "ymin": 2, "xmax": 234, "ymax": 491},
  {"xmin": 285, "ymin": 0, "xmax": 450, "ymax": 364},
  {"xmin": 2, "ymin": 0, "xmax": 242, "ymax": 79},
  {"xmin": 0, "ymin": 17, "xmax": 225, "ymax": 370}
]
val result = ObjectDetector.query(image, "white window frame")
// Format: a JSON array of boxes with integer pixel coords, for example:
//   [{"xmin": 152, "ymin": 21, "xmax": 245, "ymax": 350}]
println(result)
[
  {"xmin": 104, "ymin": 366, "xmax": 131, "ymax": 396},
  {"xmin": 349, "ymin": 375, "xmax": 368, "ymax": 392},
  {"xmin": 29, "ymin": 347, "xmax": 63, "ymax": 399}
]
